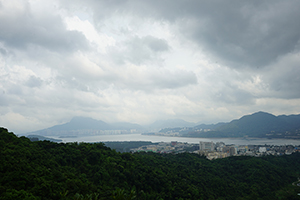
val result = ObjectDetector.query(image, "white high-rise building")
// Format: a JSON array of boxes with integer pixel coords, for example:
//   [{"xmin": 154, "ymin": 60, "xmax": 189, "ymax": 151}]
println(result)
[{"xmin": 199, "ymin": 141, "xmax": 215, "ymax": 151}]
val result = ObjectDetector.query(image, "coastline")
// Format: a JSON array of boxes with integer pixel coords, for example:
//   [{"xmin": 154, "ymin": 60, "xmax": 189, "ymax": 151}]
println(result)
[{"xmin": 45, "ymin": 133, "xmax": 300, "ymax": 146}]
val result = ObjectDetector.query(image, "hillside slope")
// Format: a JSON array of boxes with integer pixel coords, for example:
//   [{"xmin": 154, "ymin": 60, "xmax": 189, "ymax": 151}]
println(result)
[{"xmin": 1, "ymin": 127, "xmax": 300, "ymax": 199}]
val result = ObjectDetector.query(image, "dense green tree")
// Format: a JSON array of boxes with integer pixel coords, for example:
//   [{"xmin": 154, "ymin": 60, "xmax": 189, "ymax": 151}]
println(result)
[{"xmin": 1, "ymin": 127, "xmax": 300, "ymax": 199}]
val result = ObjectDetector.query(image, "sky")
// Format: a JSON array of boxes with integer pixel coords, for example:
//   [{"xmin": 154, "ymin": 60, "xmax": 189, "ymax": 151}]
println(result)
[{"xmin": 1, "ymin": 0, "xmax": 300, "ymax": 133}]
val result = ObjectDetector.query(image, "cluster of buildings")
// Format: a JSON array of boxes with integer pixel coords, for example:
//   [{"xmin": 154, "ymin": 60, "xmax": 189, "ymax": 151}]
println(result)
[
  {"xmin": 130, "ymin": 141, "xmax": 300, "ymax": 160},
  {"xmin": 130, "ymin": 141, "xmax": 193, "ymax": 154},
  {"xmin": 36, "ymin": 129, "xmax": 139, "ymax": 137}
]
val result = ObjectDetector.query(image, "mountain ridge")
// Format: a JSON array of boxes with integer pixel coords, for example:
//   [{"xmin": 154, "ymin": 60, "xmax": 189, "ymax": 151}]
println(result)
[
  {"xmin": 27, "ymin": 111, "xmax": 300, "ymax": 138},
  {"xmin": 184, "ymin": 111, "xmax": 300, "ymax": 138}
]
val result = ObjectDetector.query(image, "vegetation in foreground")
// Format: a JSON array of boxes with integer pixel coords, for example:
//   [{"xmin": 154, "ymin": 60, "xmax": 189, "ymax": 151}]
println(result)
[{"xmin": 1, "ymin": 127, "xmax": 300, "ymax": 199}]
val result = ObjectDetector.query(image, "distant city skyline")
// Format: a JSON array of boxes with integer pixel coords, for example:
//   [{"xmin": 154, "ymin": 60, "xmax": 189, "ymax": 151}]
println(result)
[{"xmin": 1, "ymin": 0, "xmax": 300, "ymax": 133}]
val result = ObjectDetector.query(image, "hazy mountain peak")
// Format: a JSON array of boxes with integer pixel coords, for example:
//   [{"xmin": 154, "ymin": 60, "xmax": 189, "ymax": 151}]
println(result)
[
  {"xmin": 250, "ymin": 111, "xmax": 276, "ymax": 117},
  {"xmin": 70, "ymin": 116, "xmax": 105, "ymax": 123}
]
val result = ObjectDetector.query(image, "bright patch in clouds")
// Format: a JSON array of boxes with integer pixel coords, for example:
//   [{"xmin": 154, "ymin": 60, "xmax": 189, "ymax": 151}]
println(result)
[{"xmin": 64, "ymin": 16, "xmax": 115, "ymax": 53}]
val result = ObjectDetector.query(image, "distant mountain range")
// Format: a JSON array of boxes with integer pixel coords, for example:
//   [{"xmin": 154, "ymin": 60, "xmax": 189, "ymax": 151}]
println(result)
[
  {"xmin": 27, "ymin": 111, "xmax": 300, "ymax": 138},
  {"xmin": 27, "ymin": 116, "xmax": 199, "ymax": 136},
  {"xmin": 183, "ymin": 111, "xmax": 300, "ymax": 138},
  {"xmin": 50, "ymin": 117, "xmax": 143, "ymax": 132},
  {"xmin": 28, "ymin": 116, "xmax": 144, "ymax": 136},
  {"xmin": 48, "ymin": 117, "xmax": 112, "ymax": 131}
]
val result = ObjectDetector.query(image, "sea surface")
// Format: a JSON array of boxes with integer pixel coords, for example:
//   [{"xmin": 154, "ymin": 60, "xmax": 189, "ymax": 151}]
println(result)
[{"xmin": 50, "ymin": 134, "xmax": 300, "ymax": 146}]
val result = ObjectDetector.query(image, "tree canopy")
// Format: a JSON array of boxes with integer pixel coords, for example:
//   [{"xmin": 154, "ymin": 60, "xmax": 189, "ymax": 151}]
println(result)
[{"xmin": 1, "ymin": 127, "xmax": 300, "ymax": 199}]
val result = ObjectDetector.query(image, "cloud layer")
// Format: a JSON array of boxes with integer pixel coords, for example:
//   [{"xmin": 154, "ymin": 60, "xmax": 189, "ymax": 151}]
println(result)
[{"xmin": 1, "ymin": 0, "xmax": 300, "ymax": 133}]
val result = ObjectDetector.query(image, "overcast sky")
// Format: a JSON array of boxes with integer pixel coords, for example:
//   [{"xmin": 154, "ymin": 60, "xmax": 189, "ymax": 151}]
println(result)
[{"xmin": 1, "ymin": 0, "xmax": 300, "ymax": 133}]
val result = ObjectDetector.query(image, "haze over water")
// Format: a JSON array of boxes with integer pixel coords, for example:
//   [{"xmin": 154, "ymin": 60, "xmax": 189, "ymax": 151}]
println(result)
[{"xmin": 52, "ymin": 134, "xmax": 300, "ymax": 146}]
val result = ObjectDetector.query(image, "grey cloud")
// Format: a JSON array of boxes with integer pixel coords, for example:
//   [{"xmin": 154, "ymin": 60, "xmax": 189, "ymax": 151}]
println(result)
[
  {"xmin": 149, "ymin": 70, "xmax": 197, "ymax": 89},
  {"xmin": 55, "ymin": 76, "xmax": 90, "ymax": 92},
  {"xmin": 119, "ymin": 69, "xmax": 197, "ymax": 91},
  {"xmin": 0, "ymin": 2, "xmax": 89, "ymax": 53},
  {"xmin": 214, "ymin": 87, "xmax": 255, "ymax": 106},
  {"xmin": 109, "ymin": 36, "xmax": 169, "ymax": 65},
  {"xmin": 194, "ymin": 67, "xmax": 257, "ymax": 106},
  {"xmin": 0, "ymin": 94, "xmax": 23, "ymax": 107},
  {"xmin": 0, "ymin": 81, "xmax": 25, "ymax": 106},
  {"xmin": 0, "ymin": 47, "xmax": 7, "ymax": 55},
  {"xmin": 154, "ymin": 0, "xmax": 300, "ymax": 68},
  {"xmin": 261, "ymin": 56, "xmax": 300, "ymax": 99},
  {"xmin": 143, "ymin": 36, "xmax": 169, "ymax": 52},
  {"xmin": 82, "ymin": 0, "xmax": 300, "ymax": 68},
  {"xmin": 7, "ymin": 83, "xmax": 23, "ymax": 96},
  {"xmin": 25, "ymin": 76, "xmax": 43, "ymax": 88},
  {"xmin": 0, "ymin": 93, "xmax": 10, "ymax": 106},
  {"xmin": 2, "ymin": 0, "xmax": 300, "ymax": 132}
]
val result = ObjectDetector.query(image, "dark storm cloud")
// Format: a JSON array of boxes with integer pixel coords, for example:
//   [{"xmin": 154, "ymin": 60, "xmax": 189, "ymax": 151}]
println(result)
[
  {"xmin": 80, "ymin": 0, "xmax": 300, "ymax": 68},
  {"xmin": 143, "ymin": 1, "xmax": 300, "ymax": 68},
  {"xmin": 180, "ymin": 1, "xmax": 300, "ymax": 68}
]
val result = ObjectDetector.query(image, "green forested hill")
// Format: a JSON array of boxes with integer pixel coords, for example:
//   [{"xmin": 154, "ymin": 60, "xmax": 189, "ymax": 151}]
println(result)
[{"xmin": 1, "ymin": 127, "xmax": 300, "ymax": 200}]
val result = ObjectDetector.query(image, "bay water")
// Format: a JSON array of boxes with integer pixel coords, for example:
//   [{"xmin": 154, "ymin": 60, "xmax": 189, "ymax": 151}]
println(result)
[{"xmin": 51, "ymin": 134, "xmax": 300, "ymax": 146}]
